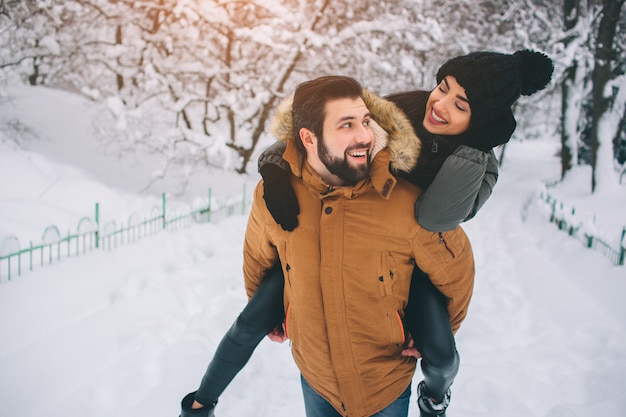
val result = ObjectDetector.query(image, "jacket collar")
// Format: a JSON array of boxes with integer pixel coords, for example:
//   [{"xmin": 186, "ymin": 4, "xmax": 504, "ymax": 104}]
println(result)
[
  {"xmin": 283, "ymin": 140, "xmax": 397, "ymax": 200},
  {"xmin": 270, "ymin": 89, "xmax": 422, "ymax": 176}
]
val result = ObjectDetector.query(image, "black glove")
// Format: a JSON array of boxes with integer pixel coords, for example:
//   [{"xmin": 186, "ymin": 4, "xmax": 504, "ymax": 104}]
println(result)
[
  {"xmin": 466, "ymin": 109, "xmax": 517, "ymax": 152},
  {"xmin": 260, "ymin": 163, "xmax": 300, "ymax": 231}
]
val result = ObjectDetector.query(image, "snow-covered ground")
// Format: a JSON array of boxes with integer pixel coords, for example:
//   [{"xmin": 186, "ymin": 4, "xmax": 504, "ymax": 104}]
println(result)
[{"xmin": 1, "ymin": 86, "xmax": 625, "ymax": 417}]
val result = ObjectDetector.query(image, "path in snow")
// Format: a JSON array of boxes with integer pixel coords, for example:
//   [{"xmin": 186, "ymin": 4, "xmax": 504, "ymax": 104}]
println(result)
[{"xmin": 455, "ymin": 142, "xmax": 626, "ymax": 417}]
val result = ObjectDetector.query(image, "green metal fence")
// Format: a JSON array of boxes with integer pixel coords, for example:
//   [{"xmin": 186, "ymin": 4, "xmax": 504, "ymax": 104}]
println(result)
[
  {"xmin": 537, "ymin": 190, "xmax": 625, "ymax": 266},
  {"xmin": 0, "ymin": 187, "xmax": 251, "ymax": 282}
]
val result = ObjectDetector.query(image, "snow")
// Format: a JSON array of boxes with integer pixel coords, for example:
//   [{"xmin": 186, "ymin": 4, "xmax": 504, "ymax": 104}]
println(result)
[{"xmin": 1, "ymin": 86, "xmax": 625, "ymax": 417}]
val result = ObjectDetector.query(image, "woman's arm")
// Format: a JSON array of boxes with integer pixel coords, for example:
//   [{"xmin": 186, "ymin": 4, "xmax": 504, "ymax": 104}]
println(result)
[
  {"xmin": 257, "ymin": 141, "xmax": 300, "ymax": 231},
  {"xmin": 414, "ymin": 146, "xmax": 499, "ymax": 232},
  {"xmin": 258, "ymin": 141, "xmax": 289, "ymax": 172},
  {"xmin": 464, "ymin": 147, "xmax": 499, "ymax": 220}
]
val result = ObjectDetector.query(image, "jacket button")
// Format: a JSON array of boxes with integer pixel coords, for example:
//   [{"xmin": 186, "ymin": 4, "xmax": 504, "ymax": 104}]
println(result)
[
  {"xmin": 325, "ymin": 207, "xmax": 333, "ymax": 214},
  {"xmin": 286, "ymin": 264, "xmax": 291, "ymax": 271}
]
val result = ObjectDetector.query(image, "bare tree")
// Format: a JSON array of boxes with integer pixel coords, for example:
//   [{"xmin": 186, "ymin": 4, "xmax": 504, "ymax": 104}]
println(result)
[
  {"xmin": 590, "ymin": 0, "xmax": 626, "ymax": 191},
  {"xmin": 561, "ymin": 0, "xmax": 584, "ymax": 178},
  {"xmin": 0, "ymin": 0, "xmax": 568, "ymax": 182}
]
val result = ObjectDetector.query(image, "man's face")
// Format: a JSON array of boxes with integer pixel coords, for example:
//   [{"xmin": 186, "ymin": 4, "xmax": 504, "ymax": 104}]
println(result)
[{"xmin": 309, "ymin": 97, "xmax": 374, "ymax": 186}]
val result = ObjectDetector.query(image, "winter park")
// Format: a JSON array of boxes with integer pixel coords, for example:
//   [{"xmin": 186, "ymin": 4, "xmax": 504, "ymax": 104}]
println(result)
[{"xmin": 1, "ymin": 2, "xmax": 626, "ymax": 417}]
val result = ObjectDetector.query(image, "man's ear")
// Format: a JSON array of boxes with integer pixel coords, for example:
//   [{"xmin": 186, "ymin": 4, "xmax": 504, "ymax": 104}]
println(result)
[{"xmin": 299, "ymin": 128, "xmax": 317, "ymax": 151}]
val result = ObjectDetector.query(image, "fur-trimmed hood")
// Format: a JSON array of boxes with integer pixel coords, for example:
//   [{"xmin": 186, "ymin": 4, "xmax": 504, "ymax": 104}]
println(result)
[{"xmin": 269, "ymin": 89, "xmax": 421, "ymax": 173}]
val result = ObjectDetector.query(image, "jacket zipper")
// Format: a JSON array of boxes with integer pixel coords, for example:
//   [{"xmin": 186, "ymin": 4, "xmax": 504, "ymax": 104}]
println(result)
[
  {"xmin": 395, "ymin": 311, "xmax": 406, "ymax": 346},
  {"xmin": 438, "ymin": 232, "xmax": 455, "ymax": 258}
]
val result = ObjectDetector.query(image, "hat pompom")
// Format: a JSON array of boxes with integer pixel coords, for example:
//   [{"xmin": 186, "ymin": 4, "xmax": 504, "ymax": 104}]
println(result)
[{"xmin": 515, "ymin": 50, "xmax": 554, "ymax": 96}]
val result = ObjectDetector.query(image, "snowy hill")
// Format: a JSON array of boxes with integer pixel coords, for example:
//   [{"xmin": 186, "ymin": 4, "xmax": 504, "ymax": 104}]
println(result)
[{"xmin": 1, "ymin": 86, "xmax": 625, "ymax": 417}]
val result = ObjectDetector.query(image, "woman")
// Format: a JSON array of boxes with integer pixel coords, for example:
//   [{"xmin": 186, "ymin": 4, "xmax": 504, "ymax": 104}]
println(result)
[{"xmin": 180, "ymin": 50, "xmax": 553, "ymax": 417}]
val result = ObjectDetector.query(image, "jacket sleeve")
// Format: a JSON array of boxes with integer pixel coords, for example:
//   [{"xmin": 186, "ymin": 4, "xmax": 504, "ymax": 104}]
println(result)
[
  {"xmin": 258, "ymin": 141, "xmax": 289, "ymax": 173},
  {"xmin": 414, "ymin": 145, "xmax": 499, "ymax": 232},
  {"xmin": 411, "ymin": 226, "xmax": 475, "ymax": 333},
  {"xmin": 243, "ymin": 181, "xmax": 280, "ymax": 299}
]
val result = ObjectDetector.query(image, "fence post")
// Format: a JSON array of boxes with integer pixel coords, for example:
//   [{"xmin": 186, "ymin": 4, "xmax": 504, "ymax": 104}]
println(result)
[
  {"xmin": 619, "ymin": 226, "xmax": 626, "ymax": 266},
  {"xmin": 162, "ymin": 193, "xmax": 167, "ymax": 230},
  {"xmin": 95, "ymin": 203, "xmax": 100, "ymax": 249},
  {"xmin": 207, "ymin": 188, "xmax": 212, "ymax": 222}
]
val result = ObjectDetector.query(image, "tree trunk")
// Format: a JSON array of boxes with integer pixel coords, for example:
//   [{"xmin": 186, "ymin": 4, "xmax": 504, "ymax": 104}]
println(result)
[
  {"xmin": 234, "ymin": 0, "xmax": 331, "ymax": 173},
  {"xmin": 560, "ymin": 0, "xmax": 580, "ymax": 179},
  {"xmin": 115, "ymin": 25, "xmax": 124, "ymax": 92},
  {"xmin": 590, "ymin": 0, "xmax": 625, "ymax": 191}
]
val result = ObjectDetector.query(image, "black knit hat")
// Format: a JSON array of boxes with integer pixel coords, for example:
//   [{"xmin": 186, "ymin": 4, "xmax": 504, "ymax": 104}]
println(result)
[{"xmin": 436, "ymin": 50, "xmax": 554, "ymax": 128}]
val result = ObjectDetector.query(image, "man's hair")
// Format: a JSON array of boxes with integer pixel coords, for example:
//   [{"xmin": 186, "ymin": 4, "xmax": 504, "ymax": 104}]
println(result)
[{"xmin": 292, "ymin": 76, "xmax": 363, "ymax": 153}]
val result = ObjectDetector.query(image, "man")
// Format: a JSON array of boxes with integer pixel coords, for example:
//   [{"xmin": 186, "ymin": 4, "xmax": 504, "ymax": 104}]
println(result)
[{"xmin": 243, "ymin": 76, "xmax": 474, "ymax": 417}]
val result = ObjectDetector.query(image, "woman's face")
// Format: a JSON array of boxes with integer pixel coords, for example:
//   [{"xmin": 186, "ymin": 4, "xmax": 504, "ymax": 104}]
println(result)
[{"xmin": 423, "ymin": 75, "xmax": 471, "ymax": 136}]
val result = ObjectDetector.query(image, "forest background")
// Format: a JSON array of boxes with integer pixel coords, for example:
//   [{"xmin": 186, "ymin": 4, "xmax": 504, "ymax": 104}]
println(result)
[{"xmin": 1, "ymin": 0, "xmax": 625, "ymax": 194}]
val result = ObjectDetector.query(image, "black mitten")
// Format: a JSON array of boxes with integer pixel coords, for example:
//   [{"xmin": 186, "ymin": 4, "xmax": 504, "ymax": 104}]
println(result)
[
  {"xmin": 466, "ymin": 109, "xmax": 517, "ymax": 152},
  {"xmin": 260, "ymin": 163, "xmax": 300, "ymax": 231}
]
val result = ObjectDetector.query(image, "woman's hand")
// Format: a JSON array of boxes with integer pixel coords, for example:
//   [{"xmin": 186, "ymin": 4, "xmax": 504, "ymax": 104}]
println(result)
[
  {"xmin": 267, "ymin": 320, "xmax": 288, "ymax": 343},
  {"xmin": 401, "ymin": 335, "xmax": 422, "ymax": 358}
]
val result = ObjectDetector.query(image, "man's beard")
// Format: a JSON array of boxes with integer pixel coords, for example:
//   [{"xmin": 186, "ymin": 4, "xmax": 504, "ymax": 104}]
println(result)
[{"xmin": 318, "ymin": 138, "xmax": 371, "ymax": 185}]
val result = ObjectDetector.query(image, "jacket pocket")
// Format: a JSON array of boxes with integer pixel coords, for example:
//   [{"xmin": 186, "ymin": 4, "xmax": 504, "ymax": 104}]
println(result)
[
  {"xmin": 436, "ymin": 227, "xmax": 468, "ymax": 260},
  {"xmin": 376, "ymin": 251, "xmax": 398, "ymax": 296},
  {"xmin": 438, "ymin": 232, "xmax": 456, "ymax": 259},
  {"xmin": 278, "ymin": 240, "xmax": 294, "ymax": 288},
  {"xmin": 387, "ymin": 310, "xmax": 406, "ymax": 347}
]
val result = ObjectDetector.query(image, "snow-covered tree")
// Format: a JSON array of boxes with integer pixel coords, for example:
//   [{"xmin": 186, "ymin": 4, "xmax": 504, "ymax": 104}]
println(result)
[
  {"xmin": 553, "ymin": 0, "xmax": 625, "ymax": 189},
  {"xmin": 0, "ymin": 0, "xmax": 66, "ymax": 85},
  {"xmin": 590, "ymin": 0, "xmax": 626, "ymax": 192},
  {"xmin": 0, "ymin": 0, "xmax": 590, "ymax": 182},
  {"xmin": 560, "ymin": 0, "xmax": 587, "ymax": 178}
]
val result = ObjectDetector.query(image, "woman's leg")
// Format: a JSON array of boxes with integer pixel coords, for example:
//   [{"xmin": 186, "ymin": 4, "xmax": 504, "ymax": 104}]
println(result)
[
  {"xmin": 405, "ymin": 265, "xmax": 459, "ymax": 403},
  {"xmin": 193, "ymin": 263, "xmax": 286, "ymax": 406}
]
